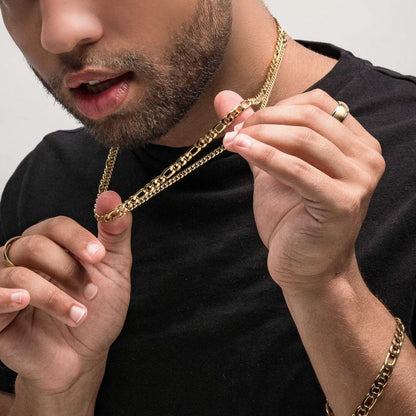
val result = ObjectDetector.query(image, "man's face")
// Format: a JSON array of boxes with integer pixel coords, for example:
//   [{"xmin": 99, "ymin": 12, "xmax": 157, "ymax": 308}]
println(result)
[{"xmin": 1, "ymin": 0, "xmax": 232, "ymax": 148}]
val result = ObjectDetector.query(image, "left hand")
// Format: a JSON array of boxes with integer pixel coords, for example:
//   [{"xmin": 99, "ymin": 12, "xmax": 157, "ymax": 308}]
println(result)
[{"xmin": 215, "ymin": 89, "xmax": 385, "ymax": 293}]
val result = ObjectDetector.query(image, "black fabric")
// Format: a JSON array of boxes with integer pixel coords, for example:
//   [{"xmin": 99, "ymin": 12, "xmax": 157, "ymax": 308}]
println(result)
[{"xmin": 0, "ymin": 42, "xmax": 415, "ymax": 415}]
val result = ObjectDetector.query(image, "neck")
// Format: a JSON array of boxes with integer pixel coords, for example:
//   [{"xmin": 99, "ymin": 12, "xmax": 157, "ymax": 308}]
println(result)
[{"xmin": 155, "ymin": 1, "xmax": 337, "ymax": 148}]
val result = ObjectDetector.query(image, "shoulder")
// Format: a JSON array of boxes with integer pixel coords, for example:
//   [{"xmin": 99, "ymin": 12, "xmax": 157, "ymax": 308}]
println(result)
[
  {"xmin": 303, "ymin": 41, "xmax": 415, "ymax": 145},
  {"xmin": 0, "ymin": 128, "xmax": 108, "ymax": 239},
  {"xmin": 34, "ymin": 127, "xmax": 107, "ymax": 165},
  {"xmin": 302, "ymin": 40, "xmax": 416, "ymax": 108}
]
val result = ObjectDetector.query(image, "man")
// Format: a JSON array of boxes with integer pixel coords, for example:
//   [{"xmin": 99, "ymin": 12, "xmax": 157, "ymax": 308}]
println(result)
[{"xmin": 0, "ymin": 0, "xmax": 415, "ymax": 415}]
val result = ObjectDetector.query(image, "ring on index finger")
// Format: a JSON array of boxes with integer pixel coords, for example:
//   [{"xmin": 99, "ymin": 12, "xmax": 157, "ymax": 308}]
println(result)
[
  {"xmin": 2, "ymin": 236, "xmax": 22, "ymax": 267},
  {"xmin": 331, "ymin": 101, "xmax": 350, "ymax": 122}
]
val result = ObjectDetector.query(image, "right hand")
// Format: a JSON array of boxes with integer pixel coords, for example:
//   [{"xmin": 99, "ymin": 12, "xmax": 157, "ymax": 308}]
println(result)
[{"xmin": 0, "ymin": 191, "xmax": 132, "ymax": 394}]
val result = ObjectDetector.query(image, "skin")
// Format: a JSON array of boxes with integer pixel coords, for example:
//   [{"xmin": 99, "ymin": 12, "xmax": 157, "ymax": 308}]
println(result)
[
  {"xmin": 2, "ymin": 0, "xmax": 232, "ymax": 148},
  {"xmin": 1, "ymin": 0, "xmax": 416, "ymax": 415}
]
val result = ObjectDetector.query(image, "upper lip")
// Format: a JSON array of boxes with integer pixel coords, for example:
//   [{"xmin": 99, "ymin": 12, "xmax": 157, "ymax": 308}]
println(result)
[{"xmin": 64, "ymin": 69, "xmax": 128, "ymax": 89}]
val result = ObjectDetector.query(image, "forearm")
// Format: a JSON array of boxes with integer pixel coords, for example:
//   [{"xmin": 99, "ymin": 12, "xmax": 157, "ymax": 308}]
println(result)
[
  {"xmin": 282, "ymin": 261, "xmax": 416, "ymax": 415},
  {"xmin": 10, "ymin": 362, "xmax": 106, "ymax": 416}
]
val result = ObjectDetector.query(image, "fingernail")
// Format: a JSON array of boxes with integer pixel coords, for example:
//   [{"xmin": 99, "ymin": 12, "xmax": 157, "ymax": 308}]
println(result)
[
  {"xmin": 83, "ymin": 283, "xmax": 98, "ymax": 301},
  {"xmin": 86, "ymin": 242, "xmax": 104, "ymax": 258},
  {"xmin": 70, "ymin": 305, "xmax": 87, "ymax": 324},
  {"xmin": 234, "ymin": 122, "xmax": 244, "ymax": 132},
  {"xmin": 11, "ymin": 292, "xmax": 24, "ymax": 304},
  {"xmin": 235, "ymin": 134, "xmax": 253, "ymax": 149},
  {"xmin": 223, "ymin": 131, "xmax": 237, "ymax": 144}
]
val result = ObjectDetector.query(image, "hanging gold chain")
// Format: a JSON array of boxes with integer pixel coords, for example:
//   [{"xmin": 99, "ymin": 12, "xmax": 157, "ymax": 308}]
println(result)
[{"xmin": 95, "ymin": 19, "xmax": 287, "ymax": 223}]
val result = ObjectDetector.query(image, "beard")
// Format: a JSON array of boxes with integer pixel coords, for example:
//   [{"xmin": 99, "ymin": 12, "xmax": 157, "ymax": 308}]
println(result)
[{"xmin": 33, "ymin": 0, "xmax": 232, "ymax": 148}]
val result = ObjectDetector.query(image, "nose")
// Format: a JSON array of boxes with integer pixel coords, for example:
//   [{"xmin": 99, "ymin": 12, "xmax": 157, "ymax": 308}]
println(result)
[{"xmin": 39, "ymin": 0, "xmax": 104, "ymax": 54}]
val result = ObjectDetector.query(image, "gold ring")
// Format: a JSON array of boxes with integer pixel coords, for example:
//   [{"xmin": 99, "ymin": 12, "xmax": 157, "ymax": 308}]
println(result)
[
  {"xmin": 331, "ymin": 101, "xmax": 350, "ymax": 122},
  {"xmin": 2, "ymin": 236, "xmax": 22, "ymax": 268}
]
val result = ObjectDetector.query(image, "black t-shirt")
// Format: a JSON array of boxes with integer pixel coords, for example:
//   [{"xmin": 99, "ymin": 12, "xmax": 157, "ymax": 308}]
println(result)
[{"xmin": 0, "ymin": 42, "xmax": 415, "ymax": 415}]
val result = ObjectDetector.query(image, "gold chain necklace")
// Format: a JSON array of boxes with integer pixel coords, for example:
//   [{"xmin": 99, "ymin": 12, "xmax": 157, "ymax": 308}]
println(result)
[{"xmin": 94, "ymin": 19, "xmax": 287, "ymax": 223}]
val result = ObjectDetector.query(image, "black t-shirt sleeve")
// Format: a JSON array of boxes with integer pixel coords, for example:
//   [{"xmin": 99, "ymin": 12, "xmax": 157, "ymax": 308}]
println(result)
[
  {"xmin": 0, "ymin": 202, "xmax": 17, "ymax": 393},
  {"xmin": 0, "ymin": 159, "xmax": 28, "ymax": 394},
  {"xmin": 0, "ymin": 150, "xmax": 34, "ymax": 244}
]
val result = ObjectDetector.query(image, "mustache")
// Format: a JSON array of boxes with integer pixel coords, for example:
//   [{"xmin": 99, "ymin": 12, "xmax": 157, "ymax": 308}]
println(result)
[
  {"xmin": 59, "ymin": 48, "xmax": 157, "ymax": 76},
  {"xmin": 33, "ymin": 48, "xmax": 161, "ymax": 91}
]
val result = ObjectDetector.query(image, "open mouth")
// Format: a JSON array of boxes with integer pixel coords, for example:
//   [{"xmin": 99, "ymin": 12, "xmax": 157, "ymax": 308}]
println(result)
[
  {"xmin": 69, "ymin": 72, "xmax": 134, "ymax": 119},
  {"xmin": 74, "ymin": 72, "xmax": 134, "ymax": 95}
]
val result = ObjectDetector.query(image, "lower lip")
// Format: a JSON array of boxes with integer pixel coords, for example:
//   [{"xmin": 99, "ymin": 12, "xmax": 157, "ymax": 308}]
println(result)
[{"xmin": 73, "ymin": 76, "xmax": 131, "ymax": 120}]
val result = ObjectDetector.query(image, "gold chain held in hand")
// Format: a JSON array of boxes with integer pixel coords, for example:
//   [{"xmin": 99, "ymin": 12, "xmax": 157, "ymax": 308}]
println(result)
[{"xmin": 95, "ymin": 20, "xmax": 287, "ymax": 223}]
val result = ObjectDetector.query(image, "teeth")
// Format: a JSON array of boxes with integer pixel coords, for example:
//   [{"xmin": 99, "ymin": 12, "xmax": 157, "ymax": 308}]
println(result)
[
  {"xmin": 86, "ymin": 80, "xmax": 102, "ymax": 85},
  {"xmin": 81, "ymin": 76, "xmax": 123, "ymax": 94}
]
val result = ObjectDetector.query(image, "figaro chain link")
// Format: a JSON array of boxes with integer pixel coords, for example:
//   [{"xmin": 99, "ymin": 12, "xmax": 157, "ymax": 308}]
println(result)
[{"xmin": 95, "ymin": 20, "xmax": 287, "ymax": 223}]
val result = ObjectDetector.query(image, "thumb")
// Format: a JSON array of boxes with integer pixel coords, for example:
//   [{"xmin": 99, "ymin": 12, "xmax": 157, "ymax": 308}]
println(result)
[
  {"xmin": 95, "ymin": 191, "xmax": 132, "ymax": 257},
  {"xmin": 214, "ymin": 90, "xmax": 259, "ymax": 175},
  {"xmin": 214, "ymin": 90, "xmax": 255, "ymax": 131}
]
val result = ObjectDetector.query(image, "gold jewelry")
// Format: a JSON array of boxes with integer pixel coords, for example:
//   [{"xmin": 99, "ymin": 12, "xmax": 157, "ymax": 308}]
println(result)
[
  {"xmin": 325, "ymin": 317, "xmax": 405, "ymax": 416},
  {"xmin": 2, "ymin": 236, "xmax": 22, "ymax": 268},
  {"xmin": 94, "ymin": 19, "xmax": 287, "ymax": 223},
  {"xmin": 332, "ymin": 101, "xmax": 350, "ymax": 123}
]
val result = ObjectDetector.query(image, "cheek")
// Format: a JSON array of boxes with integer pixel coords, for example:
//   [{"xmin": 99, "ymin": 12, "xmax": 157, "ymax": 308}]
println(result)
[
  {"xmin": 6, "ymin": 25, "xmax": 59, "ymax": 82},
  {"xmin": 2, "ymin": 2, "xmax": 37, "ymax": 48},
  {"xmin": 99, "ymin": 0, "xmax": 199, "ymax": 52},
  {"xmin": 3, "ymin": 10, "xmax": 38, "ymax": 63},
  {"xmin": 2, "ymin": 10, "xmax": 59, "ymax": 79}
]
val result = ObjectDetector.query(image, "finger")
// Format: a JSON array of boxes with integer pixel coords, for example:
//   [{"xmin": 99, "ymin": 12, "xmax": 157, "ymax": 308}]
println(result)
[
  {"xmin": 276, "ymin": 88, "xmax": 367, "ymax": 136},
  {"xmin": 1, "ymin": 267, "xmax": 88, "ymax": 327},
  {"xmin": 4, "ymin": 236, "xmax": 98, "ymax": 301},
  {"xmin": 222, "ymin": 132, "xmax": 346, "ymax": 216},
  {"xmin": 0, "ymin": 288, "xmax": 30, "ymax": 314},
  {"xmin": 214, "ymin": 90, "xmax": 255, "ymax": 132},
  {"xmin": 243, "ymin": 104, "xmax": 382, "ymax": 165},
  {"xmin": 22, "ymin": 217, "xmax": 106, "ymax": 264},
  {"xmin": 95, "ymin": 191, "xmax": 132, "ymax": 272},
  {"xmin": 248, "ymin": 89, "xmax": 382, "ymax": 156},
  {"xmin": 243, "ymin": 104, "xmax": 365, "ymax": 158},
  {"xmin": 232, "ymin": 123, "xmax": 354, "ymax": 179},
  {"xmin": 241, "ymin": 103, "xmax": 385, "ymax": 176},
  {"xmin": 5, "ymin": 235, "xmax": 85, "ymax": 284}
]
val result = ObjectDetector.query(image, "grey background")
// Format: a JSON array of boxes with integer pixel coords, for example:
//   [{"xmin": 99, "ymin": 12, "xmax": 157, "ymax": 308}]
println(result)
[{"xmin": 1, "ymin": 1, "xmax": 415, "ymax": 192}]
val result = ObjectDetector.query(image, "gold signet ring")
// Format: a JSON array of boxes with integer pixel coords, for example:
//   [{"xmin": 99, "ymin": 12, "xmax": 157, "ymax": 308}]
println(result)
[
  {"xmin": 2, "ymin": 236, "xmax": 22, "ymax": 267},
  {"xmin": 331, "ymin": 101, "xmax": 350, "ymax": 122}
]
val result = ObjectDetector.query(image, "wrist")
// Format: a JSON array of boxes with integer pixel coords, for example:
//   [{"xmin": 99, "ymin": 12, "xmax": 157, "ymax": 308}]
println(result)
[
  {"xmin": 280, "ymin": 258, "xmax": 395, "ymax": 345},
  {"xmin": 11, "ymin": 359, "xmax": 107, "ymax": 416},
  {"xmin": 279, "ymin": 255, "xmax": 363, "ymax": 302},
  {"xmin": 280, "ymin": 266, "xmax": 399, "ymax": 414}
]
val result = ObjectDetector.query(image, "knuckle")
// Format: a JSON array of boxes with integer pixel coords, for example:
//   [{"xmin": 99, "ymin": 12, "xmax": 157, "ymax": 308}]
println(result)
[
  {"xmin": 288, "ymin": 160, "xmax": 310, "ymax": 176},
  {"xmin": 359, "ymin": 150, "xmax": 386, "ymax": 184},
  {"xmin": 244, "ymin": 123, "xmax": 268, "ymax": 139},
  {"xmin": 371, "ymin": 152, "xmax": 386, "ymax": 177},
  {"xmin": 5, "ymin": 267, "xmax": 25, "ymax": 287},
  {"xmin": 296, "ymin": 126, "xmax": 316, "ymax": 145},
  {"xmin": 301, "ymin": 104, "xmax": 322, "ymax": 121},
  {"xmin": 359, "ymin": 171, "xmax": 379, "ymax": 195},
  {"xmin": 338, "ymin": 192, "xmax": 362, "ymax": 217},
  {"xmin": 61, "ymin": 260, "xmax": 84, "ymax": 283},
  {"xmin": 44, "ymin": 215, "xmax": 73, "ymax": 231},
  {"xmin": 367, "ymin": 135, "xmax": 383, "ymax": 154},
  {"xmin": 309, "ymin": 88, "xmax": 330, "ymax": 104},
  {"xmin": 258, "ymin": 144, "xmax": 277, "ymax": 167},
  {"xmin": 46, "ymin": 287, "xmax": 61, "ymax": 306},
  {"xmin": 19, "ymin": 234, "xmax": 47, "ymax": 257}
]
